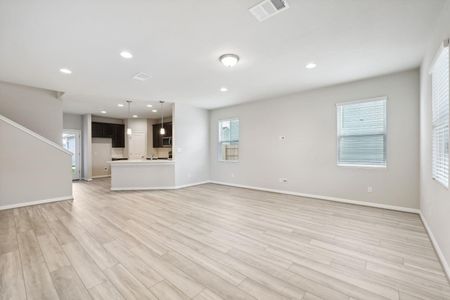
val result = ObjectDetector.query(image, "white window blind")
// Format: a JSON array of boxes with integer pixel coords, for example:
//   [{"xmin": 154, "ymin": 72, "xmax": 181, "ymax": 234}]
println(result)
[
  {"xmin": 218, "ymin": 118, "xmax": 239, "ymax": 161},
  {"xmin": 337, "ymin": 98, "xmax": 387, "ymax": 167},
  {"xmin": 431, "ymin": 45, "xmax": 449, "ymax": 188}
]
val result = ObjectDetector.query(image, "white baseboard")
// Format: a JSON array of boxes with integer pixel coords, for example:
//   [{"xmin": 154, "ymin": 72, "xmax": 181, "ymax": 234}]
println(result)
[
  {"xmin": 111, "ymin": 186, "xmax": 174, "ymax": 191},
  {"xmin": 0, "ymin": 195, "xmax": 73, "ymax": 211},
  {"xmin": 175, "ymin": 181, "xmax": 210, "ymax": 189},
  {"xmin": 209, "ymin": 181, "xmax": 420, "ymax": 214},
  {"xmin": 420, "ymin": 212, "xmax": 450, "ymax": 281},
  {"xmin": 111, "ymin": 181, "xmax": 210, "ymax": 191},
  {"xmin": 92, "ymin": 175, "xmax": 111, "ymax": 179}
]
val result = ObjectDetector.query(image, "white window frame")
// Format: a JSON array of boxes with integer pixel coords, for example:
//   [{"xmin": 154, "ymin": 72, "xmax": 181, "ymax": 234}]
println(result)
[
  {"xmin": 336, "ymin": 96, "xmax": 388, "ymax": 168},
  {"xmin": 430, "ymin": 40, "xmax": 450, "ymax": 189},
  {"xmin": 218, "ymin": 118, "xmax": 240, "ymax": 162}
]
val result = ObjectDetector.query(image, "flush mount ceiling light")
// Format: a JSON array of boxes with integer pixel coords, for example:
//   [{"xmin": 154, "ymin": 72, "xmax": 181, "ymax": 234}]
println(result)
[
  {"xmin": 59, "ymin": 68, "xmax": 72, "ymax": 74},
  {"xmin": 152, "ymin": 109, "xmax": 157, "ymax": 113},
  {"xmin": 120, "ymin": 51, "xmax": 133, "ymax": 59},
  {"xmin": 305, "ymin": 62, "xmax": 317, "ymax": 69},
  {"xmin": 100, "ymin": 110, "xmax": 107, "ymax": 114},
  {"xmin": 219, "ymin": 54, "xmax": 239, "ymax": 67},
  {"xmin": 132, "ymin": 114, "xmax": 138, "ymax": 118},
  {"xmin": 146, "ymin": 104, "xmax": 153, "ymax": 108},
  {"xmin": 117, "ymin": 104, "xmax": 124, "ymax": 107},
  {"xmin": 220, "ymin": 87, "xmax": 228, "ymax": 92}
]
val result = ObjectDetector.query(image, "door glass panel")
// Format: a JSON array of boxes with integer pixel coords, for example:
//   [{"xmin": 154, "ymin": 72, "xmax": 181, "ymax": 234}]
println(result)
[{"xmin": 63, "ymin": 131, "xmax": 81, "ymax": 180}]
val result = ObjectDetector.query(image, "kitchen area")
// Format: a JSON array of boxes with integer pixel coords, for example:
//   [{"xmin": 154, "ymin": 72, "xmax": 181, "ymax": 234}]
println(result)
[
  {"xmin": 90, "ymin": 102, "xmax": 176, "ymax": 190},
  {"xmin": 63, "ymin": 102, "xmax": 208, "ymax": 191}
]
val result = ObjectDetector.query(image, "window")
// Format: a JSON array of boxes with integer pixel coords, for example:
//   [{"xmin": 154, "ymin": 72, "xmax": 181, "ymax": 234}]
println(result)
[
  {"xmin": 337, "ymin": 97, "xmax": 387, "ymax": 167},
  {"xmin": 431, "ymin": 45, "xmax": 449, "ymax": 188},
  {"xmin": 218, "ymin": 118, "xmax": 239, "ymax": 161}
]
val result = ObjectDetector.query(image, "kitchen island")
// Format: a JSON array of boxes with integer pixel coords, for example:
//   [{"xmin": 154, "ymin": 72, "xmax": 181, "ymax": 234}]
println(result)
[{"xmin": 108, "ymin": 159, "xmax": 175, "ymax": 190}]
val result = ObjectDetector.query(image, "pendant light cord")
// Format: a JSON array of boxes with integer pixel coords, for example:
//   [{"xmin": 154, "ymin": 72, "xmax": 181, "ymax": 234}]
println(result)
[
  {"xmin": 127, "ymin": 100, "xmax": 131, "ymax": 118},
  {"xmin": 160, "ymin": 101, "xmax": 164, "ymax": 129}
]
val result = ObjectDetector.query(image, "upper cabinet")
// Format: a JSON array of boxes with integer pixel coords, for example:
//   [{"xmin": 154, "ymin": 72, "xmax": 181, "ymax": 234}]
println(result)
[
  {"xmin": 152, "ymin": 122, "xmax": 172, "ymax": 148},
  {"xmin": 111, "ymin": 124, "xmax": 125, "ymax": 148},
  {"xmin": 92, "ymin": 122, "xmax": 106, "ymax": 138},
  {"xmin": 92, "ymin": 122, "xmax": 125, "ymax": 148}
]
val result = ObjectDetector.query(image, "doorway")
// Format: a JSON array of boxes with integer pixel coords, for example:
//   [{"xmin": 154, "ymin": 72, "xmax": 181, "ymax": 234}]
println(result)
[{"xmin": 63, "ymin": 129, "xmax": 81, "ymax": 180}]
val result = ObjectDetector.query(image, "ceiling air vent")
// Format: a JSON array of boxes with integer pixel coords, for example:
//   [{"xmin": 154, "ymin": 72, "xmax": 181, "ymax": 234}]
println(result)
[
  {"xmin": 133, "ymin": 72, "xmax": 151, "ymax": 81},
  {"xmin": 249, "ymin": 0, "xmax": 289, "ymax": 22}
]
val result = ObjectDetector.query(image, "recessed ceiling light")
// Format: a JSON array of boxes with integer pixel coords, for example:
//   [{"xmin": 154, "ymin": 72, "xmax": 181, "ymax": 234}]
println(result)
[
  {"xmin": 59, "ymin": 68, "xmax": 72, "ymax": 74},
  {"xmin": 146, "ymin": 104, "xmax": 153, "ymax": 108},
  {"xmin": 152, "ymin": 109, "xmax": 157, "ymax": 113},
  {"xmin": 100, "ymin": 110, "xmax": 107, "ymax": 114},
  {"xmin": 305, "ymin": 62, "xmax": 317, "ymax": 69},
  {"xmin": 219, "ymin": 54, "xmax": 239, "ymax": 67},
  {"xmin": 220, "ymin": 87, "xmax": 228, "ymax": 92},
  {"xmin": 120, "ymin": 51, "xmax": 133, "ymax": 59},
  {"xmin": 132, "ymin": 114, "xmax": 138, "ymax": 118},
  {"xmin": 117, "ymin": 104, "xmax": 124, "ymax": 107}
]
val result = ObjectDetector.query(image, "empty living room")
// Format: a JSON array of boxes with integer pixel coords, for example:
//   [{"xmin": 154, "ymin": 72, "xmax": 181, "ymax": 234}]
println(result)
[{"xmin": 1, "ymin": 0, "xmax": 450, "ymax": 299}]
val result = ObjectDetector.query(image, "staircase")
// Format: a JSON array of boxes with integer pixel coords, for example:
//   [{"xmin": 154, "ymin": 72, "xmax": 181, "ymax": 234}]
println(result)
[{"xmin": 0, "ymin": 114, "xmax": 73, "ymax": 209}]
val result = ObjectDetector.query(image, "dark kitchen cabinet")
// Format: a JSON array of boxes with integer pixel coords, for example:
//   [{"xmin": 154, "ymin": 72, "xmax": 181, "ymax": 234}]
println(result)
[
  {"xmin": 111, "ymin": 124, "xmax": 125, "ymax": 148},
  {"xmin": 92, "ymin": 122, "xmax": 125, "ymax": 148},
  {"xmin": 92, "ymin": 122, "xmax": 107, "ymax": 138},
  {"xmin": 152, "ymin": 122, "xmax": 172, "ymax": 148},
  {"xmin": 152, "ymin": 124, "xmax": 160, "ymax": 148}
]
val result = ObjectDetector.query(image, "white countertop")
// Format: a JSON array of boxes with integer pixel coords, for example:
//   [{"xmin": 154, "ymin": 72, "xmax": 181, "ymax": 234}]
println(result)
[{"xmin": 108, "ymin": 159, "xmax": 175, "ymax": 165}]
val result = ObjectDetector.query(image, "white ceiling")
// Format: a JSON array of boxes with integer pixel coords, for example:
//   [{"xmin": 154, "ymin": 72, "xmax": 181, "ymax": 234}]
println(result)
[
  {"xmin": 63, "ymin": 95, "xmax": 174, "ymax": 119},
  {"xmin": 0, "ymin": 0, "xmax": 446, "ymax": 113}
]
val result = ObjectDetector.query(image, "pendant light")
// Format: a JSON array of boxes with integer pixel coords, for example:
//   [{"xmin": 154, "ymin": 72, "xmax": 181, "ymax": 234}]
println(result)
[
  {"xmin": 159, "ymin": 101, "xmax": 165, "ymax": 135},
  {"xmin": 126, "ymin": 100, "xmax": 132, "ymax": 135}
]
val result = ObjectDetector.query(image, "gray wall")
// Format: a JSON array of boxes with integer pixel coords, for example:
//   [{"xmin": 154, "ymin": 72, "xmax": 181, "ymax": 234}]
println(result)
[
  {"xmin": 0, "ymin": 81, "xmax": 63, "ymax": 144},
  {"xmin": 63, "ymin": 113, "xmax": 83, "ymax": 130},
  {"xmin": 174, "ymin": 103, "xmax": 209, "ymax": 186},
  {"xmin": 92, "ymin": 116, "xmax": 123, "ymax": 124},
  {"xmin": 210, "ymin": 69, "xmax": 420, "ymax": 209},
  {"xmin": 0, "ymin": 117, "xmax": 72, "ymax": 208},
  {"xmin": 419, "ymin": 1, "xmax": 450, "ymax": 275}
]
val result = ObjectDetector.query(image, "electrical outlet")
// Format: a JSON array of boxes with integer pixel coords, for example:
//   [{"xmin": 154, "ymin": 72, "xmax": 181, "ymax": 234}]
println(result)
[
  {"xmin": 367, "ymin": 186, "xmax": 373, "ymax": 193},
  {"xmin": 279, "ymin": 178, "xmax": 288, "ymax": 183}
]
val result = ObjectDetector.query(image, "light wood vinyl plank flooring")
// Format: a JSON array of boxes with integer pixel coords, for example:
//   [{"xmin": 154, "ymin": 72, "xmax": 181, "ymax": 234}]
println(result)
[{"xmin": 1, "ymin": 178, "xmax": 449, "ymax": 300}]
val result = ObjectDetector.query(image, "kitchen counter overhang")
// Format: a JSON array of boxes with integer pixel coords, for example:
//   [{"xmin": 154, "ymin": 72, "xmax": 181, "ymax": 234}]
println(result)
[{"xmin": 108, "ymin": 159, "xmax": 175, "ymax": 190}]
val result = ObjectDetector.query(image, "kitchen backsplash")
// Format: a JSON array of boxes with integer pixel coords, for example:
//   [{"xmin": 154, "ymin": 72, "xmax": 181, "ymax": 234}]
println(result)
[
  {"xmin": 151, "ymin": 148, "xmax": 171, "ymax": 158},
  {"xmin": 111, "ymin": 148, "xmax": 125, "ymax": 158}
]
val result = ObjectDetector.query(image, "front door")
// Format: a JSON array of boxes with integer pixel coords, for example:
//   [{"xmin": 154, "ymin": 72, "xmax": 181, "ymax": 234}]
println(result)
[{"xmin": 63, "ymin": 130, "xmax": 81, "ymax": 180}]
